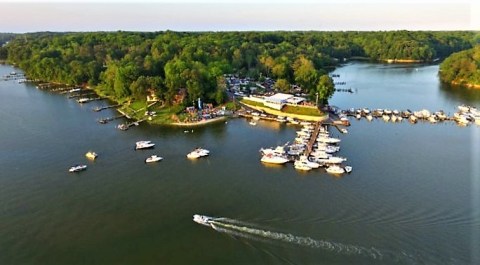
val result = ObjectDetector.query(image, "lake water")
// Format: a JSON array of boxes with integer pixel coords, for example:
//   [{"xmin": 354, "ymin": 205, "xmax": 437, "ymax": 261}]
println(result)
[{"xmin": 1, "ymin": 62, "xmax": 479, "ymax": 264}]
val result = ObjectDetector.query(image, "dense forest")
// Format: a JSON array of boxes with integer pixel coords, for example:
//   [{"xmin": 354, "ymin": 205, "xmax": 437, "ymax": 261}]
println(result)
[
  {"xmin": 439, "ymin": 45, "xmax": 480, "ymax": 87},
  {"xmin": 3, "ymin": 30, "xmax": 478, "ymax": 105}
]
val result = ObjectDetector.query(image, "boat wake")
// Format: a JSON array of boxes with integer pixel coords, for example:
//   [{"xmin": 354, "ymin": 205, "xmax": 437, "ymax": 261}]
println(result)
[{"xmin": 200, "ymin": 215, "xmax": 383, "ymax": 259}]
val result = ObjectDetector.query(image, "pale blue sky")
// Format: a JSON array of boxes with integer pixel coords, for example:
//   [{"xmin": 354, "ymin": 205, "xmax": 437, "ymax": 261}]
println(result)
[{"xmin": 0, "ymin": 0, "xmax": 478, "ymax": 32}]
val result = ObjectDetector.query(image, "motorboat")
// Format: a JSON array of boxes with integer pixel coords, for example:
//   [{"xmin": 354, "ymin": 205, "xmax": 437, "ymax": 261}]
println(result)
[
  {"xmin": 69, "ymin": 164, "xmax": 87, "ymax": 173},
  {"xmin": 260, "ymin": 145, "xmax": 286, "ymax": 156},
  {"xmin": 135, "ymin": 140, "xmax": 155, "ymax": 150},
  {"xmin": 77, "ymin": 98, "xmax": 90, "ymax": 103},
  {"xmin": 193, "ymin": 214, "xmax": 214, "ymax": 226},
  {"xmin": 294, "ymin": 160, "xmax": 312, "ymax": 171},
  {"xmin": 145, "ymin": 155, "xmax": 163, "ymax": 163},
  {"xmin": 260, "ymin": 154, "xmax": 289, "ymax": 164},
  {"xmin": 249, "ymin": 121, "xmax": 257, "ymax": 126},
  {"xmin": 366, "ymin": 114, "xmax": 373, "ymax": 121},
  {"xmin": 344, "ymin": 166, "xmax": 353, "ymax": 173},
  {"xmin": 458, "ymin": 105, "xmax": 470, "ymax": 113},
  {"xmin": 382, "ymin": 115, "xmax": 390, "ymax": 121},
  {"xmin": 409, "ymin": 115, "xmax": 418, "ymax": 123},
  {"xmin": 85, "ymin": 151, "xmax": 98, "ymax": 160},
  {"xmin": 317, "ymin": 156, "xmax": 346, "ymax": 164},
  {"xmin": 298, "ymin": 155, "xmax": 320, "ymax": 168},
  {"xmin": 316, "ymin": 137, "xmax": 341, "ymax": 144},
  {"xmin": 326, "ymin": 165, "xmax": 345, "ymax": 175},
  {"xmin": 187, "ymin": 148, "xmax": 210, "ymax": 159}
]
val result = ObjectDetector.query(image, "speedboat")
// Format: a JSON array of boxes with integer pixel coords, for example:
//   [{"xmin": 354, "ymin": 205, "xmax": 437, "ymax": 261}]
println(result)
[
  {"xmin": 135, "ymin": 140, "xmax": 155, "ymax": 150},
  {"xmin": 260, "ymin": 145, "xmax": 286, "ymax": 156},
  {"xmin": 298, "ymin": 155, "xmax": 320, "ymax": 168},
  {"xmin": 249, "ymin": 121, "xmax": 257, "ymax": 126},
  {"xmin": 261, "ymin": 154, "xmax": 289, "ymax": 164},
  {"xmin": 145, "ymin": 155, "xmax": 163, "ymax": 163},
  {"xmin": 326, "ymin": 165, "xmax": 345, "ymax": 175},
  {"xmin": 69, "ymin": 164, "xmax": 87, "ymax": 173},
  {"xmin": 193, "ymin": 214, "xmax": 214, "ymax": 226},
  {"xmin": 85, "ymin": 151, "xmax": 98, "ymax": 160}
]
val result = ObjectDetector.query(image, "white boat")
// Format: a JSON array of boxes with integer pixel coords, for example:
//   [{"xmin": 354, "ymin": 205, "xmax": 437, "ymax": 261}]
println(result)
[
  {"xmin": 344, "ymin": 166, "xmax": 353, "ymax": 173},
  {"xmin": 317, "ymin": 137, "xmax": 341, "ymax": 144},
  {"xmin": 193, "ymin": 214, "xmax": 214, "ymax": 226},
  {"xmin": 260, "ymin": 145, "xmax": 287, "ymax": 156},
  {"xmin": 187, "ymin": 148, "xmax": 210, "ymax": 159},
  {"xmin": 391, "ymin": 115, "xmax": 398, "ymax": 122},
  {"xmin": 428, "ymin": 116, "xmax": 437, "ymax": 123},
  {"xmin": 366, "ymin": 114, "xmax": 373, "ymax": 121},
  {"xmin": 458, "ymin": 105, "xmax": 470, "ymax": 113},
  {"xmin": 260, "ymin": 154, "xmax": 289, "ymax": 164},
  {"xmin": 326, "ymin": 165, "xmax": 345, "ymax": 174},
  {"xmin": 135, "ymin": 140, "xmax": 155, "ymax": 150},
  {"xmin": 294, "ymin": 160, "xmax": 312, "ymax": 171},
  {"xmin": 249, "ymin": 121, "xmax": 257, "ymax": 126},
  {"xmin": 77, "ymin": 98, "xmax": 90, "ymax": 103},
  {"xmin": 252, "ymin": 116, "xmax": 260, "ymax": 121},
  {"xmin": 310, "ymin": 151, "xmax": 330, "ymax": 159},
  {"xmin": 69, "ymin": 164, "xmax": 87, "ymax": 173},
  {"xmin": 298, "ymin": 156, "xmax": 320, "ymax": 168},
  {"xmin": 317, "ymin": 156, "xmax": 346, "ymax": 164},
  {"xmin": 145, "ymin": 155, "xmax": 163, "ymax": 163},
  {"xmin": 409, "ymin": 115, "xmax": 418, "ymax": 123},
  {"xmin": 340, "ymin": 128, "xmax": 348, "ymax": 134},
  {"xmin": 85, "ymin": 151, "xmax": 98, "ymax": 160}
]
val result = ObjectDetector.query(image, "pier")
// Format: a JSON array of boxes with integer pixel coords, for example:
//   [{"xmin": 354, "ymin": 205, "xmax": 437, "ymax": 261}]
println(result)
[
  {"xmin": 92, "ymin": 104, "xmax": 122, "ymax": 112},
  {"xmin": 117, "ymin": 119, "xmax": 146, "ymax": 131},
  {"xmin": 97, "ymin": 114, "xmax": 125, "ymax": 124},
  {"xmin": 304, "ymin": 122, "xmax": 321, "ymax": 156}
]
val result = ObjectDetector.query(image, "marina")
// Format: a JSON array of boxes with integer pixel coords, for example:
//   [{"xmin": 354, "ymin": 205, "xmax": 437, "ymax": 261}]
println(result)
[{"xmin": 1, "ymin": 63, "xmax": 479, "ymax": 265}]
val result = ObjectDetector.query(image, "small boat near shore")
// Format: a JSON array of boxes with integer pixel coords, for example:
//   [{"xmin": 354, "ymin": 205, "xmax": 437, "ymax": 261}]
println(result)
[{"xmin": 69, "ymin": 164, "xmax": 87, "ymax": 173}]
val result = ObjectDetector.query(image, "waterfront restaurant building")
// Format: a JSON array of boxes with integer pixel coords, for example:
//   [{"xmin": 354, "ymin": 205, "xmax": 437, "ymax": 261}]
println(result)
[{"xmin": 263, "ymin": 93, "xmax": 306, "ymax": 110}]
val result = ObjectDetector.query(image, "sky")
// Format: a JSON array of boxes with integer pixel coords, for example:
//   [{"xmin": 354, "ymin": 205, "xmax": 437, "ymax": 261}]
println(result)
[{"xmin": 0, "ymin": 0, "xmax": 479, "ymax": 32}]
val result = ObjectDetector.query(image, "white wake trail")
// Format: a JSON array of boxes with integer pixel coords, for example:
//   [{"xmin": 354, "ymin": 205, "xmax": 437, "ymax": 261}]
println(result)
[{"xmin": 209, "ymin": 219, "xmax": 383, "ymax": 260}]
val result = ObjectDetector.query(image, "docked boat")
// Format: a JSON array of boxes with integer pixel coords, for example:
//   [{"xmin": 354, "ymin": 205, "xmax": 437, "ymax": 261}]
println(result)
[
  {"xmin": 135, "ymin": 140, "xmax": 155, "ymax": 150},
  {"xmin": 85, "ymin": 151, "xmax": 98, "ymax": 160},
  {"xmin": 409, "ymin": 115, "xmax": 418, "ymax": 123},
  {"xmin": 326, "ymin": 165, "xmax": 345, "ymax": 175},
  {"xmin": 260, "ymin": 145, "xmax": 287, "ymax": 156},
  {"xmin": 458, "ymin": 104, "xmax": 470, "ymax": 113},
  {"xmin": 69, "ymin": 164, "xmax": 87, "ymax": 173},
  {"xmin": 260, "ymin": 154, "xmax": 289, "ymax": 164},
  {"xmin": 316, "ymin": 136, "xmax": 341, "ymax": 144},
  {"xmin": 294, "ymin": 160, "xmax": 313, "ymax": 171},
  {"xmin": 298, "ymin": 155, "xmax": 320, "ymax": 168},
  {"xmin": 317, "ymin": 156, "xmax": 346, "ymax": 164},
  {"xmin": 117, "ymin": 124, "xmax": 128, "ymax": 130},
  {"xmin": 249, "ymin": 121, "xmax": 257, "ymax": 126},
  {"xmin": 77, "ymin": 98, "xmax": 90, "ymax": 104},
  {"xmin": 366, "ymin": 114, "xmax": 373, "ymax": 121},
  {"xmin": 145, "ymin": 155, "xmax": 163, "ymax": 163}
]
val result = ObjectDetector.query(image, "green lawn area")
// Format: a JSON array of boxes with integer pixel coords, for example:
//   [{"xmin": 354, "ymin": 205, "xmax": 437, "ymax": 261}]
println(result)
[
  {"xmin": 282, "ymin": 105, "xmax": 323, "ymax": 116},
  {"xmin": 240, "ymin": 98, "xmax": 264, "ymax": 107}
]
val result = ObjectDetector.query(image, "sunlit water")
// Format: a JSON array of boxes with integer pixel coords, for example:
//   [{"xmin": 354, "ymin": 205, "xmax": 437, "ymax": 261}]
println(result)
[{"xmin": 0, "ymin": 62, "xmax": 479, "ymax": 264}]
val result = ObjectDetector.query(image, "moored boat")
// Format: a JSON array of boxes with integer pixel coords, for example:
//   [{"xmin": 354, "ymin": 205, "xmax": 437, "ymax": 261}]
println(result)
[
  {"xmin": 69, "ymin": 164, "xmax": 87, "ymax": 173},
  {"xmin": 135, "ymin": 140, "xmax": 155, "ymax": 150},
  {"xmin": 85, "ymin": 151, "xmax": 98, "ymax": 160},
  {"xmin": 145, "ymin": 155, "xmax": 163, "ymax": 163},
  {"xmin": 326, "ymin": 165, "xmax": 345, "ymax": 175},
  {"xmin": 260, "ymin": 154, "xmax": 289, "ymax": 164}
]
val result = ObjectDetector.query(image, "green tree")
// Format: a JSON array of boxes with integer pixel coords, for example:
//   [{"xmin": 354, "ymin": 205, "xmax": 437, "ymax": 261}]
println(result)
[{"xmin": 315, "ymin": 74, "xmax": 335, "ymax": 105}]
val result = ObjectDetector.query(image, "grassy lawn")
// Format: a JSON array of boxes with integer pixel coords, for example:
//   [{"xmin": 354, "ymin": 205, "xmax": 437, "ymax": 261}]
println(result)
[
  {"xmin": 240, "ymin": 98, "xmax": 264, "ymax": 107},
  {"xmin": 282, "ymin": 105, "xmax": 323, "ymax": 116}
]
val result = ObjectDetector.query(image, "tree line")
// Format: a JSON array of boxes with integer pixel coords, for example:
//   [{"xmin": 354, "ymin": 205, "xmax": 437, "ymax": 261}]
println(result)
[
  {"xmin": 439, "ymin": 45, "xmax": 480, "ymax": 87},
  {"xmin": 3, "ymin": 30, "xmax": 478, "ymax": 105}
]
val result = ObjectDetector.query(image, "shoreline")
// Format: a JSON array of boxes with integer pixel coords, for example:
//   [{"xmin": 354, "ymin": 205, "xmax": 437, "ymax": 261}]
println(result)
[
  {"xmin": 451, "ymin": 80, "xmax": 480, "ymax": 89},
  {"xmin": 240, "ymin": 102, "xmax": 328, "ymax": 122},
  {"xmin": 170, "ymin": 116, "xmax": 228, "ymax": 127}
]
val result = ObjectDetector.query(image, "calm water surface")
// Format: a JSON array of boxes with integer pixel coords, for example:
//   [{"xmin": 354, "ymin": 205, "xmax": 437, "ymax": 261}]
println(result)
[{"xmin": 0, "ymin": 63, "xmax": 479, "ymax": 264}]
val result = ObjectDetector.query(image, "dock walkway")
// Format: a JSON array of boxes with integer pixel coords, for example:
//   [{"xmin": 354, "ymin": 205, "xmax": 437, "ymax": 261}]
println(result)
[{"xmin": 304, "ymin": 122, "xmax": 321, "ymax": 156}]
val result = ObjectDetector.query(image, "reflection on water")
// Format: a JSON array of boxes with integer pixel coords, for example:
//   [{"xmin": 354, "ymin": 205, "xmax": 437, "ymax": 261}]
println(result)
[{"xmin": 439, "ymin": 82, "xmax": 480, "ymax": 104}]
